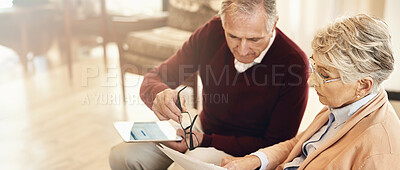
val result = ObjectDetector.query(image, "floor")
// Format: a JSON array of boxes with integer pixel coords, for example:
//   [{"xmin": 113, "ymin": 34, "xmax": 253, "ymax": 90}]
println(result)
[
  {"xmin": 0, "ymin": 41, "xmax": 399, "ymax": 170},
  {"xmin": 0, "ymin": 43, "xmax": 159, "ymax": 170}
]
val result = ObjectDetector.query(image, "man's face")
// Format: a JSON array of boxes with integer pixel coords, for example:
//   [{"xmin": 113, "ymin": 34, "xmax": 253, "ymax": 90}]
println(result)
[{"xmin": 224, "ymin": 9, "xmax": 274, "ymax": 64}]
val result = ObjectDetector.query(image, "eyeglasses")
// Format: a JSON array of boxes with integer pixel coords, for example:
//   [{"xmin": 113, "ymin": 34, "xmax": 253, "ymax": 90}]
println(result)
[
  {"xmin": 309, "ymin": 57, "xmax": 341, "ymax": 85},
  {"xmin": 176, "ymin": 86, "xmax": 199, "ymax": 151}
]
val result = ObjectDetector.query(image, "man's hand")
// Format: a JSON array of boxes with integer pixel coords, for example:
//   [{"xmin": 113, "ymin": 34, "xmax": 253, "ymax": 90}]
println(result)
[
  {"xmin": 162, "ymin": 129, "xmax": 203, "ymax": 153},
  {"xmin": 222, "ymin": 155, "xmax": 261, "ymax": 170},
  {"xmin": 152, "ymin": 88, "xmax": 187, "ymax": 122}
]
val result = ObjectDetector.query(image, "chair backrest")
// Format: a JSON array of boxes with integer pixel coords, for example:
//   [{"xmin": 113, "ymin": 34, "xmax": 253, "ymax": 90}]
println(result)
[{"xmin": 167, "ymin": 0, "xmax": 221, "ymax": 32}]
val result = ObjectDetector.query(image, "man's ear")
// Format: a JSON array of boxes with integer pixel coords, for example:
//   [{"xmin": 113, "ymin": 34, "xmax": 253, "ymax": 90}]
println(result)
[
  {"xmin": 357, "ymin": 77, "xmax": 373, "ymax": 96},
  {"xmin": 273, "ymin": 17, "xmax": 279, "ymax": 30},
  {"xmin": 269, "ymin": 17, "xmax": 279, "ymax": 38}
]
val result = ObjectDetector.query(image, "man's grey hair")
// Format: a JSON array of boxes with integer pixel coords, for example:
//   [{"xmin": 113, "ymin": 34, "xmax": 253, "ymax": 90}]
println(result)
[
  {"xmin": 218, "ymin": 0, "xmax": 278, "ymax": 32},
  {"xmin": 312, "ymin": 14, "xmax": 394, "ymax": 93}
]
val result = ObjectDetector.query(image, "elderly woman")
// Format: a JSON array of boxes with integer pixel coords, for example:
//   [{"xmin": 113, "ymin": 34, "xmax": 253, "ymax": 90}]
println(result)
[{"xmin": 222, "ymin": 14, "xmax": 400, "ymax": 169}]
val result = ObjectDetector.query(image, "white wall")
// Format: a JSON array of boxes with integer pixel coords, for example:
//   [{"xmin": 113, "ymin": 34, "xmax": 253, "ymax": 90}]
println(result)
[
  {"xmin": 106, "ymin": 0, "xmax": 162, "ymax": 16},
  {"xmin": 276, "ymin": 0, "xmax": 400, "ymax": 92},
  {"xmin": 382, "ymin": 0, "xmax": 400, "ymax": 92}
]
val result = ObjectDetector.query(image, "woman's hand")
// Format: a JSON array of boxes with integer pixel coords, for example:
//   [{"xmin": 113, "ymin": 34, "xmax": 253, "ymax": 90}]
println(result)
[{"xmin": 222, "ymin": 155, "xmax": 261, "ymax": 170}]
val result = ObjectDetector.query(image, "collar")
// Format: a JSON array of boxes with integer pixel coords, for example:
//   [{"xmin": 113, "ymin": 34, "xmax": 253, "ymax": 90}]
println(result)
[
  {"xmin": 328, "ymin": 92, "xmax": 378, "ymax": 128},
  {"xmin": 234, "ymin": 30, "xmax": 276, "ymax": 73}
]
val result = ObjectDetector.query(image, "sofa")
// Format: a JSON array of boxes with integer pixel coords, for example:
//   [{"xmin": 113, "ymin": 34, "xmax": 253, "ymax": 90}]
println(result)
[{"xmin": 113, "ymin": 0, "xmax": 221, "ymax": 108}]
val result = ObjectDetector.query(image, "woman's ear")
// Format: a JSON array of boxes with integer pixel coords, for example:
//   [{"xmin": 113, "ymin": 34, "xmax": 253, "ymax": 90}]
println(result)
[{"xmin": 357, "ymin": 77, "xmax": 373, "ymax": 96}]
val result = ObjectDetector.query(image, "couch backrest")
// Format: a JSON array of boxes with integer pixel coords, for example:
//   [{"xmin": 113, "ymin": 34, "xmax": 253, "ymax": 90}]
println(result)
[{"xmin": 167, "ymin": 0, "xmax": 221, "ymax": 32}]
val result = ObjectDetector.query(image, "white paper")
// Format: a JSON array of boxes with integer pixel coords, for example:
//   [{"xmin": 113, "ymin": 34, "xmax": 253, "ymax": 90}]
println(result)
[{"xmin": 157, "ymin": 144, "xmax": 227, "ymax": 170}]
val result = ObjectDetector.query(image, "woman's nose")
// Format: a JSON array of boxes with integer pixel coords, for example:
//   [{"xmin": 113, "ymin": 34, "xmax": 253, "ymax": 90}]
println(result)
[{"xmin": 307, "ymin": 73, "xmax": 318, "ymax": 87}]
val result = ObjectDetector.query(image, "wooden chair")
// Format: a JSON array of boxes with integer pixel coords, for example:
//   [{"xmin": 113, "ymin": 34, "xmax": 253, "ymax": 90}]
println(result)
[{"xmin": 63, "ymin": 0, "xmax": 109, "ymax": 81}]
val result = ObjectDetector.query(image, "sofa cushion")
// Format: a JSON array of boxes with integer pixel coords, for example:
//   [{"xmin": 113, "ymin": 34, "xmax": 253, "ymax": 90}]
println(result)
[{"xmin": 125, "ymin": 26, "xmax": 192, "ymax": 61}]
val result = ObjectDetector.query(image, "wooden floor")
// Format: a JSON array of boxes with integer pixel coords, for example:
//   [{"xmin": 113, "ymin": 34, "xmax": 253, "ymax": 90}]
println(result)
[
  {"xmin": 0, "ymin": 44, "xmax": 161, "ymax": 170},
  {"xmin": 0, "ymin": 43, "xmax": 399, "ymax": 170}
]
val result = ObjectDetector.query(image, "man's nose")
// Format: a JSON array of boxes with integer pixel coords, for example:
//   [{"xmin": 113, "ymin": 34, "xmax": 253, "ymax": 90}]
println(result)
[{"xmin": 238, "ymin": 39, "xmax": 250, "ymax": 56}]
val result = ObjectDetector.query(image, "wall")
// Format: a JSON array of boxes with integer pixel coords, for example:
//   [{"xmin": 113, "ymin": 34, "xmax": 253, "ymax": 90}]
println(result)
[
  {"xmin": 382, "ymin": 0, "xmax": 400, "ymax": 92},
  {"xmin": 276, "ymin": 0, "xmax": 400, "ymax": 92}
]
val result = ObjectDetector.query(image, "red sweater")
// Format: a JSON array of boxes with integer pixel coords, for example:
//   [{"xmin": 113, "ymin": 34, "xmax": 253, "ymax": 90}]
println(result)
[{"xmin": 140, "ymin": 16, "xmax": 309, "ymax": 156}]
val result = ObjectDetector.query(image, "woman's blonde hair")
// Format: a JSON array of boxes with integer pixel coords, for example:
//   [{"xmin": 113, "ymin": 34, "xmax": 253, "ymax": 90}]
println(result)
[{"xmin": 312, "ymin": 14, "xmax": 394, "ymax": 92}]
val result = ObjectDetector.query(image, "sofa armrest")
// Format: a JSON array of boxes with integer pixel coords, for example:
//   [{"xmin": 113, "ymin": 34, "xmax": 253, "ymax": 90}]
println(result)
[{"xmin": 111, "ymin": 12, "xmax": 168, "ymax": 45}]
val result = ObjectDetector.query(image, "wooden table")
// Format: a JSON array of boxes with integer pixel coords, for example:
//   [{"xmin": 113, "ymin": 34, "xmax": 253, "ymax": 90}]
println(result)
[{"xmin": 0, "ymin": 4, "xmax": 58, "ymax": 72}]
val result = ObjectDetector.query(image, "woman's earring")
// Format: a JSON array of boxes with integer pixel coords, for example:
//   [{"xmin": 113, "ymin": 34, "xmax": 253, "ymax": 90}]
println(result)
[{"xmin": 357, "ymin": 95, "xmax": 361, "ymax": 98}]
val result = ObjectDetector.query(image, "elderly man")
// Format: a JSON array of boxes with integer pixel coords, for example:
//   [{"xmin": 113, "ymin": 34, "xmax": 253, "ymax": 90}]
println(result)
[{"xmin": 109, "ymin": 0, "xmax": 309, "ymax": 169}]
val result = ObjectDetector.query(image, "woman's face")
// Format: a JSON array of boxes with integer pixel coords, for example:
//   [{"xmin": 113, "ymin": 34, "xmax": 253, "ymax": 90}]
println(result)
[{"xmin": 307, "ymin": 56, "xmax": 359, "ymax": 108}]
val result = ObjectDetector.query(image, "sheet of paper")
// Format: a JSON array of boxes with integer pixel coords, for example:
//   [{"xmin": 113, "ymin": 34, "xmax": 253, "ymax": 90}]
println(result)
[{"xmin": 157, "ymin": 144, "xmax": 227, "ymax": 170}]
